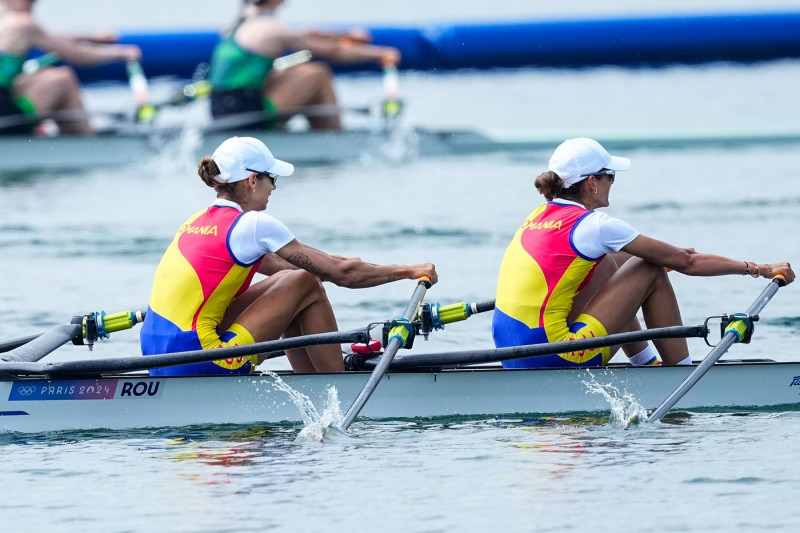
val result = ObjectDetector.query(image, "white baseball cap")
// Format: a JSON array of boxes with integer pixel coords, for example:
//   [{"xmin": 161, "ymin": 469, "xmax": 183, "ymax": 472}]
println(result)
[
  {"xmin": 211, "ymin": 136, "xmax": 294, "ymax": 184},
  {"xmin": 548, "ymin": 138, "xmax": 631, "ymax": 187}
]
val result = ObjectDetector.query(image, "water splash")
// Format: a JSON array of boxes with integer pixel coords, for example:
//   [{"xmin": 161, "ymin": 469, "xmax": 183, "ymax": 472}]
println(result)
[
  {"xmin": 145, "ymin": 126, "xmax": 203, "ymax": 176},
  {"xmin": 260, "ymin": 371, "xmax": 344, "ymax": 443},
  {"xmin": 371, "ymin": 126, "xmax": 420, "ymax": 163},
  {"xmin": 582, "ymin": 371, "xmax": 648, "ymax": 429}
]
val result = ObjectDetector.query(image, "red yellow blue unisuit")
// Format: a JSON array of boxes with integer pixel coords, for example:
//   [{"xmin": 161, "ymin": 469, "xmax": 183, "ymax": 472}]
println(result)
[
  {"xmin": 140, "ymin": 201, "xmax": 293, "ymax": 375},
  {"xmin": 492, "ymin": 200, "xmax": 638, "ymax": 368}
]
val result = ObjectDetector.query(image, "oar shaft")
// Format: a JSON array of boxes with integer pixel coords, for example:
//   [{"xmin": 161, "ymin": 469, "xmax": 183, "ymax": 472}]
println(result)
[
  {"xmin": 0, "ymin": 310, "xmax": 146, "ymax": 354},
  {"xmin": 0, "ymin": 334, "xmax": 40, "ymax": 354},
  {"xmin": 647, "ymin": 278, "xmax": 785, "ymax": 422},
  {"xmin": 340, "ymin": 279, "xmax": 430, "ymax": 430},
  {"xmin": 32, "ymin": 328, "xmax": 369, "ymax": 377},
  {"xmin": 361, "ymin": 325, "xmax": 707, "ymax": 370},
  {"xmin": 0, "ymin": 324, "xmax": 82, "ymax": 363}
]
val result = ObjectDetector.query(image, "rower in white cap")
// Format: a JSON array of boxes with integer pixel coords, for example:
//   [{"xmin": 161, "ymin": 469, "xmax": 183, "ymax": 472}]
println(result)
[
  {"xmin": 140, "ymin": 136, "xmax": 437, "ymax": 375},
  {"xmin": 492, "ymin": 138, "xmax": 794, "ymax": 368}
]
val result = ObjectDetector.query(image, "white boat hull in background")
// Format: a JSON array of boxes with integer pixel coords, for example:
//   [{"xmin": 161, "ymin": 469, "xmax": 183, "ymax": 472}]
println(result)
[{"xmin": 5, "ymin": 126, "xmax": 800, "ymax": 174}]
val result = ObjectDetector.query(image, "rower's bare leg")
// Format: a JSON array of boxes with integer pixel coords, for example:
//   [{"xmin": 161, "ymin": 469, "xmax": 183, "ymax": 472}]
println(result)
[
  {"xmin": 264, "ymin": 63, "xmax": 342, "ymax": 131},
  {"xmin": 13, "ymin": 67, "xmax": 93, "ymax": 135},
  {"xmin": 569, "ymin": 254, "xmax": 648, "ymax": 359},
  {"xmin": 225, "ymin": 270, "xmax": 344, "ymax": 373},
  {"xmin": 583, "ymin": 258, "xmax": 689, "ymax": 365}
]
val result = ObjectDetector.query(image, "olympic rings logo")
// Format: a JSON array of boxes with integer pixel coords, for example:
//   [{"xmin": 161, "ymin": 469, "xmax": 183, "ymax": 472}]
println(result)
[{"xmin": 16, "ymin": 386, "xmax": 38, "ymax": 396}]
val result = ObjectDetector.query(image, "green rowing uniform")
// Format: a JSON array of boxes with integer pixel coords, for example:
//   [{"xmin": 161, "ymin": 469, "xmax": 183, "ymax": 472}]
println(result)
[
  {"xmin": 0, "ymin": 53, "xmax": 24, "ymax": 90},
  {"xmin": 209, "ymin": 29, "xmax": 278, "ymax": 127},
  {"xmin": 0, "ymin": 52, "xmax": 36, "ymax": 134},
  {"xmin": 209, "ymin": 37, "xmax": 274, "ymax": 91}
]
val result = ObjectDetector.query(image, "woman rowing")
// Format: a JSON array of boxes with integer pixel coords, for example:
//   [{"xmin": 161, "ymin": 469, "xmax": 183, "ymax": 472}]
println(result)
[
  {"xmin": 140, "ymin": 136, "xmax": 437, "ymax": 375},
  {"xmin": 492, "ymin": 137, "xmax": 795, "ymax": 368},
  {"xmin": 209, "ymin": 0, "xmax": 400, "ymax": 130},
  {"xmin": 0, "ymin": 0, "xmax": 141, "ymax": 135}
]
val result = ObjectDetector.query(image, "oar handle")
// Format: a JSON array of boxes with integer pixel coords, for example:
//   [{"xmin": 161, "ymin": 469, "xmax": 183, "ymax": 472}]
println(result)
[
  {"xmin": 381, "ymin": 60, "xmax": 403, "ymax": 122},
  {"xmin": 126, "ymin": 61, "xmax": 149, "ymax": 105},
  {"xmin": 126, "ymin": 61, "xmax": 157, "ymax": 123}
]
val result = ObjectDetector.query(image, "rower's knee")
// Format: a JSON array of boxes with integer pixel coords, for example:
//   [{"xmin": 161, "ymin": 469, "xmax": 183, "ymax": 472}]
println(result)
[
  {"xmin": 293, "ymin": 62, "xmax": 334, "ymax": 85},
  {"xmin": 44, "ymin": 66, "xmax": 82, "ymax": 90},
  {"xmin": 627, "ymin": 257, "xmax": 668, "ymax": 276},
  {"xmin": 282, "ymin": 269, "xmax": 327, "ymax": 297}
]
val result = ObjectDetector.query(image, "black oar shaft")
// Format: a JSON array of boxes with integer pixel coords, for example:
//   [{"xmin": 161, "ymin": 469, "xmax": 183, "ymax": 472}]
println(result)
[
  {"xmin": 472, "ymin": 299, "xmax": 495, "ymax": 314},
  {"xmin": 647, "ymin": 278, "xmax": 785, "ymax": 422},
  {"xmin": 340, "ymin": 279, "xmax": 430, "ymax": 430},
  {"xmin": 361, "ymin": 325, "xmax": 706, "ymax": 369},
  {"xmin": 0, "ymin": 324, "xmax": 81, "ymax": 363},
  {"xmin": 0, "ymin": 328, "xmax": 369, "ymax": 377},
  {"xmin": 0, "ymin": 334, "xmax": 40, "ymax": 354}
]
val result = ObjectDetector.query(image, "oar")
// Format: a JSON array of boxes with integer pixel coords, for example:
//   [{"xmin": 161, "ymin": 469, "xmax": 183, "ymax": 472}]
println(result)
[
  {"xmin": 274, "ymin": 49, "xmax": 313, "ymax": 71},
  {"xmin": 0, "ymin": 108, "xmax": 127, "ymax": 131},
  {"xmin": 1, "ymin": 324, "xmax": 82, "ymax": 364},
  {"xmin": 417, "ymin": 298, "xmax": 494, "ymax": 336},
  {"xmin": 355, "ymin": 325, "xmax": 708, "ymax": 370},
  {"xmin": 0, "ymin": 310, "xmax": 146, "ymax": 355},
  {"xmin": 380, "ymin": 58, "xmax": 402, "ymax": 128},
  {"xmin": 647, "ymin": 276, "xmax": 786, "ymax": 423},
  {"xmin": 22, "ymin": 52, "xmax": 60, "ymax": 74},
  {"xmin": 126, "ymin": 61, "xmax": 157, "ymax": 123},
  {"xmin": 166, "ymin": 50, "xmax": 313, "ymax": 107},
  {"xmin": 340, "ymin": 277, "xmax": 432, "ymax": 430},
  {"xmin": 0, "ymin": 328, "xmax": 371, "ymax": 377}
]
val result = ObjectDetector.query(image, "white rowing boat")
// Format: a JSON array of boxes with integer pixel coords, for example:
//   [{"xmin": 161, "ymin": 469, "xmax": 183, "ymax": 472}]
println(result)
[
  {"xmin": 4, "ymin": 124, "xmax": 800, "ymax": 175},
  {"xmin": 0, "ymin": 278, "xmax": 793, "ymax": 434},
  {"xmin": 1, "ymin": 360, "xmax": 800, "ymax": 434}
]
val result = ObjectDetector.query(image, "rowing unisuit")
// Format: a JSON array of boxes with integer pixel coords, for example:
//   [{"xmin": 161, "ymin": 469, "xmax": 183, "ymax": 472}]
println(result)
[
  {"xmin": 140, "ymin": 199, "xmax": 294, "ymax": 375},
  {"xmin": 492, "ymin": 199, "xmax": 638, "ymax": 368},
  {"xmin": 0, "ymin": 52, "xmax": 35, "ymax": 133},
  {"xmin": 208, "ymin": 22, "xmax": 277, "ymax": 121}
]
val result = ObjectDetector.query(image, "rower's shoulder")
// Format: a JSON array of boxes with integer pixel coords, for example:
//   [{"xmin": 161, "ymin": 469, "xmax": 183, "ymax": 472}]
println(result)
[
  {"xmin": 0, "ymin": 12, "xmax": 40, "ymax": 53},
  {"xmin": 236, "ymin": 16, "xmax": 295, "ymax": 48}
]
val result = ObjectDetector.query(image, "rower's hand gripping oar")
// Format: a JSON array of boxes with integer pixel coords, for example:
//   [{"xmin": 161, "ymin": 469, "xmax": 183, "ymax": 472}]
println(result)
[
  {"xmin": 339, "ymin": 277, "xmax": 432, "ymax": 431},
  {"xmin": 647, "ymin": 276, "xmax": 787, "ymax": 423}
]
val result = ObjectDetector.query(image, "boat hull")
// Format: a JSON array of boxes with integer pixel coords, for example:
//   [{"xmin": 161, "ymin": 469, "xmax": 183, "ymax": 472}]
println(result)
[
  {"xmin": 5, "ymin": 126, "xmax": 800, "ymax": 175},
  {"xmin": 2, "ymin": 361, "xmax": 800, "ymax": 433}
]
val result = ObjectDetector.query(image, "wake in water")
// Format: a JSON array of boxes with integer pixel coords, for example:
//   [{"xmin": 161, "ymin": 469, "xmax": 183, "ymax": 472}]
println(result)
[
  {"xmin": 582, "ymin": 371, "xmax": 648, "ymax": 429},
  {"xmin": 258, "ymin": 371, "xmax": 344, "ymax": 443}
]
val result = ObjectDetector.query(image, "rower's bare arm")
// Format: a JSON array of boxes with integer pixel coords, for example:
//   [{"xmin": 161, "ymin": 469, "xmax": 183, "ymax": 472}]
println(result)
[
  {"xmin": 257, "ymin": 253, "xmax": 298, "ymax": 276},
  {"xmin": 623, "ymin": 235, "xmax": 794, "ymax": 282},
  {"xmin": 305, "ymin": 27, "xmax": 372, "ymax": 45},
  {"xmin": 32, "ymin": 28, "xmax": 140, "ymax": 66},
  {"xmin": 276, "ymin": 240, "xmax": 437, "ymax": 288},
  {"xmin": 287, "ymin": 29, "xmax": 399, "ymax": 65}
]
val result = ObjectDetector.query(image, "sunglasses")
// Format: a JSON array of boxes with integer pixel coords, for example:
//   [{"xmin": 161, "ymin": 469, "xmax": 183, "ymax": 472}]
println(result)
[
  {"xmin": 580, "ymin": 169, "xmax": 615, "ymax": 182},
  {"xmin": 246, "ymin": 168, "xmax": 278, "ymax": 187}
]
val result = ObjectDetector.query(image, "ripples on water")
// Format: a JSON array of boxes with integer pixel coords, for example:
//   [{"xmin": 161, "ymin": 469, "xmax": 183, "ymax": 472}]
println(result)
[{"xmin": 4, "ymin": 411, "xmax": 800, "ymax": 531}]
